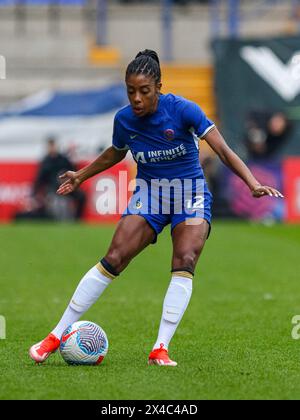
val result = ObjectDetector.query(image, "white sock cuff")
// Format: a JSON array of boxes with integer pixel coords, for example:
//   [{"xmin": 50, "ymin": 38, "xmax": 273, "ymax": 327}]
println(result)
[
  {"xmin": 90, "ymin": 265, "xmax": 112, "ymax": 285},
  {"xmin": 69, "ymin": 265, "xmax": 112, "ymax": 313},
  {"xmin": 170, "ymin": 275, "xmax": 193, "ymax": 291},
  {"xmin": 162, "ymin": 276, "xmax": 193, "ymax": 324}
]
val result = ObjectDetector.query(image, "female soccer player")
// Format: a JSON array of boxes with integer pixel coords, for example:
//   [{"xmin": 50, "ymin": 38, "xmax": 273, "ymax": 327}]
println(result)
[{"xmin": 29, "ymin": 50, "xmax": 283, "ymax": 366}]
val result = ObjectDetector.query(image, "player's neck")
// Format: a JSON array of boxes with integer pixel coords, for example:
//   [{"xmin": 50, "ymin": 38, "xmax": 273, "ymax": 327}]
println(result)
[{"xmin": 148, "ymin": 94, "xmax": 161, "ymax": 115}]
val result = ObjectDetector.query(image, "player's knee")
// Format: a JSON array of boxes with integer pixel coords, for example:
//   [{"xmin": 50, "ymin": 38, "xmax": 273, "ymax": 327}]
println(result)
[
  {"xmin": 104, "ymin": 249, "xmax": 130, "ymax": 273},
  {"xmin": 173, "ymin": 254, "xmax": 194, "ymax": 271},
  {"xmin": 172, "ymin": 249, "xmax": 201, "ymax": 272}
]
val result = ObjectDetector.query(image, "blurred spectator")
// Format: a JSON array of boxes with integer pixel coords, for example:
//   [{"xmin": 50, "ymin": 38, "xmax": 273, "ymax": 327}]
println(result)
[
  {"xmin": 200, "ymin": 149, "xmax": 234, "ymax": 219},
  {"xmin": 200, "ymin": 148, "xmax": 218, "ymax": 195},
  {"xmin": 245, "ymin": 111, "xmax": 292, "ymax": 162},
  {"xmin": 15, "ymin": 137, "xmax": 86, "ymax": 221}
]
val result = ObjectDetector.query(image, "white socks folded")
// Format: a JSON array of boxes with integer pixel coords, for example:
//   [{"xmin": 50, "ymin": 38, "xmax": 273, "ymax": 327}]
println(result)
[
  {"xmin": 153, "ymin": 274, "xmax": 193, "ymax": 350},
  {"xmin": 51, "ymin": 264, "xmax": 193, "ymax": 352},
  {"xmin": 51, "ymin": 264, "xmax": 113, "ymax": 339}
]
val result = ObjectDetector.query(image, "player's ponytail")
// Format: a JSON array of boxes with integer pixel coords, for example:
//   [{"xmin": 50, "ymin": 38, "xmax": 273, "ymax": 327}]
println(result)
[
  {"xmin": 135, "ymin": 49, "xmax": 160, "ymax": 67},
  {"xmin": 126, "ymin": 49, "xmax": 161, "ymax": 84}
]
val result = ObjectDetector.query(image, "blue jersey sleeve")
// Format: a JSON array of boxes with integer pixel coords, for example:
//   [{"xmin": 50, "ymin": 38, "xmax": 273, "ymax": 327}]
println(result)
[
  {"xmin": 112, "ymin": 114, "xmax": 129, "ymax": 151},
  {"xmin": 182, "ymin": 100, "xmax": 215, "ymax": 139}
]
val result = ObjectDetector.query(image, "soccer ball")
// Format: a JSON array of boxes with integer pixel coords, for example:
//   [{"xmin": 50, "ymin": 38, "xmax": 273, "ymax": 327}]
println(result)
[{"xmin": 60, "ymin": 321, "xmax": 108, "ymax": 365}]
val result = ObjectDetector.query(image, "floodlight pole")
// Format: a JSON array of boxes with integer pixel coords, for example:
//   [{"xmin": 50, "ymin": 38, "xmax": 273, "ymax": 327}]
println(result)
[
  {"xmin": 228, "ymin": 0, "xmax": 240, "ymax": 38},
  {"xmin": 96, "ymin": 0, "xmax": 108, "ymax": 46},
  {"xmin": 162, "ymin": 0, "xmax": 173, "ymax": 62},
  {"xmin": 292, "ymin": 0, "xmax": 300, "ymax": 33},
  {"xmin": 210, "ymin": 0, "xmax": 221, "ymax": 39}
]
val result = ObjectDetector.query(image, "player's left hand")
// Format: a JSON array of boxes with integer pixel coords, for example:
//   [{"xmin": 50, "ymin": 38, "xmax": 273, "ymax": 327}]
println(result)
[
  {"xmin": 57, "ymin": 171, "xmax": 81, "ymax": 195},
  {"xmin": 252, "ymin": 185, "xmax": 284, "ymax": 198}
]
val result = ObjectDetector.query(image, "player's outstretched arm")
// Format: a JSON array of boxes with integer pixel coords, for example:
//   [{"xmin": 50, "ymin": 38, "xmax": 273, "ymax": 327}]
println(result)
[
  {"xmin": 57, "ymin": 146, "xmax": 128, "ymax": 195},
  {"xmin": 203, "ymin": 127, "xmax": 284, "ymax": 199}
]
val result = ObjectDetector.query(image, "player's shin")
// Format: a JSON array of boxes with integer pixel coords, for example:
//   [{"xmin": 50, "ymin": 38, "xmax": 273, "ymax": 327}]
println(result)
[
  {"xmin": 51, "ymin": 260, "xmax": 117, "ymax": 339},
  {"xmin": 152, "ymin": 271, "xmax": 193, "ymax": 351}
]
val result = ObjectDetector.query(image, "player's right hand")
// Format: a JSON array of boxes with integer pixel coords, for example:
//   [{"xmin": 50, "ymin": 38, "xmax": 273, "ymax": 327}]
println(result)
[{"xmin": 57, "ymin": 171, "xmax": 81, "ymax": 195}]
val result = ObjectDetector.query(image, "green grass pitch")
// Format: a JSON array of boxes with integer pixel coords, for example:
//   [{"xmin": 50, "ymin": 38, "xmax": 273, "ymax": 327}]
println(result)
[{"xmin": 0, "ymin": 221, "xmax": 300, "ymax": 400}]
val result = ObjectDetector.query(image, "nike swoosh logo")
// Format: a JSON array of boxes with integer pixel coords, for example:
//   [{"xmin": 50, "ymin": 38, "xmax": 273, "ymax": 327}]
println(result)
[
  {"xmin": 240, "ymin": 46, "xmax": 300, "ymax": 101},
  {"xmin": 62, "ymin": 329, "xmax": 79, "ymax": 343},
  {"xmin": 71, "ymin": 299, "xmax": 85, "ymax": 308},
  {"xmin": 130, "ymin": 135, "xmax": 138, "ymax": 139}
]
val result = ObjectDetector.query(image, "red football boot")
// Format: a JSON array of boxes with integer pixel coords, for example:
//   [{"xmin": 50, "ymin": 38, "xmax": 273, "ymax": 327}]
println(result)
[
  {"xmin": 148, "ymin": 344, "xmax": 177, "ymax": 367},
  {"xmin": 29, "ymin": 333, "xmax": 60, "ymax": 363}
]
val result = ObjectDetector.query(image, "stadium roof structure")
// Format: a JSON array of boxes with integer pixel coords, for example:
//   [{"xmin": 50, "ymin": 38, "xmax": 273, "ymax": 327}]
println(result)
[
  {"xmin": 0, "ymin": 83, "xmax": 127, "ymax": 118},
  {"xmin": 0, "ymin": 84, "xmax": 128, "ymax": 161}
]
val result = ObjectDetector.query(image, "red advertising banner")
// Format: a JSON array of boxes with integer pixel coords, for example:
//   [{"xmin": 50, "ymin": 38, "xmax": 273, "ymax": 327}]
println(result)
[
  {"xmin": 3, "ymin": 158, "xmax": 298, "ymax": 223},
  {"xmin": 283, "ymin": 158, "xmax": 300, "ymax": 223},
  {"xmin": 0, "ymin": 161, "xmax": 134, "ymax": 223},
  {"xmin": 81, "ymin": 161, "xmax": 134, "ymax": 223},
  {"xmin": 0, "ymin": 162, "xmax": 36, "ymax": 222}
]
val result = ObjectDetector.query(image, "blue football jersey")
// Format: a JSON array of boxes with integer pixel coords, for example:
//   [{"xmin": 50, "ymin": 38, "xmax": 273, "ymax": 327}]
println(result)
[{"xmin": 112, "ymin": 93, "xmax": 215, "ymax": 182}]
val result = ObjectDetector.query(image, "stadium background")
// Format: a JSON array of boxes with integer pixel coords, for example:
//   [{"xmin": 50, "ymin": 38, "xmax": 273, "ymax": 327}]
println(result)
[{"xmin": 1, "ymin": 0, "xmax": 300, "ymax": 401}]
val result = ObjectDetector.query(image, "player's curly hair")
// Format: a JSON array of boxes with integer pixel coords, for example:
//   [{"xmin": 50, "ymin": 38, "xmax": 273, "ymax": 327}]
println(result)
[{"xmin": 125, "ymin": 49, "xmax": 161, "ymax": 84}]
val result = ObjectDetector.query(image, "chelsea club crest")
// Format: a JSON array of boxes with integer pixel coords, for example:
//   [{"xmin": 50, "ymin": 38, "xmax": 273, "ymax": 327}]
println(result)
[{"xmin": 164, "ymin": 129, "xmax": 175, "ymax": 140}]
